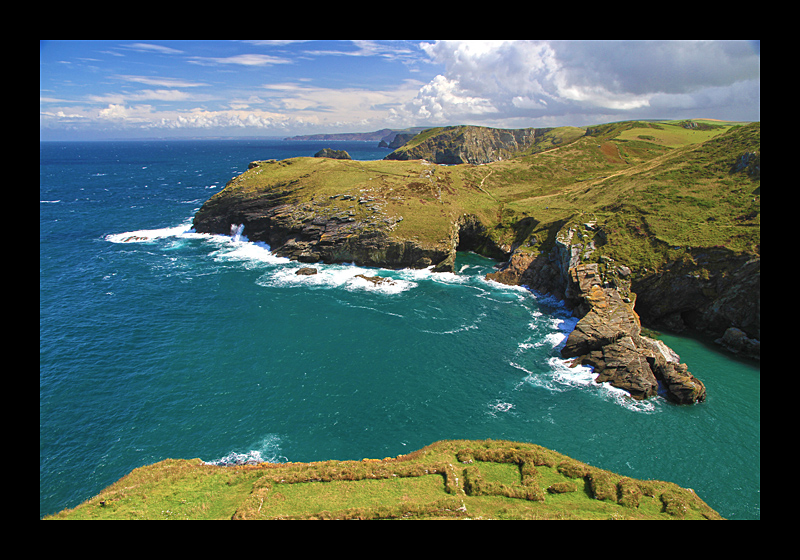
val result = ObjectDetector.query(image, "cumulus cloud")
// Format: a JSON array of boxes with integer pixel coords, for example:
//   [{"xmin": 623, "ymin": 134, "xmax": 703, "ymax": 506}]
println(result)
[
  {"xmin": 131, "ymin": 107, "xmax": 291, "ymax": 130},
  {"xmin": 97, "ymin": 103, "xmax": 154, "ymax": 122},
  {"xmin": 393, "ymin": 40, "xmax": 760, "ymax": 126}
]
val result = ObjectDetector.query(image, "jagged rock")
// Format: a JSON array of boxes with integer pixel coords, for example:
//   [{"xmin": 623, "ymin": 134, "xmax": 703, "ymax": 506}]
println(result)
[
  {"xmin": 295, "ymin": 267, "xmax": 318, "ymax": 275},
  {"xmin": 654, "ymin": 360, "xmax": 707, "ymax": 404},
  {"xmin": 561, "ymin": 265, "xmax": 705, "ymax": 403},
  {"xmin": 593, "ymin": 337, "xmax": 660, "ymax": 400}
]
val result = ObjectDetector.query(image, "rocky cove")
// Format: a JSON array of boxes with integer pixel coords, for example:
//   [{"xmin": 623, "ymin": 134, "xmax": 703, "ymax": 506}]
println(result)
[
  {"xmin": 193, "ymin": 179, "xmax": 708, "ymax": 405},
  {"xmin": 191, "ymin": 121, "xmax": 760, "ymax": 405}
]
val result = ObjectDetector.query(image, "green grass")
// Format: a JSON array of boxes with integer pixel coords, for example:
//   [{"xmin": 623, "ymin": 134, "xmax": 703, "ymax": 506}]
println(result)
[
  {"xmin": 198, "ymin": 119, "xmax": 759, "ymax": 278},
  {"xmin": 44, "ymin": 440, "xmax": 723, "ymax": 520},
  {"xmin": 613, "ymin": 120, "xmax": 733, "ymax": 148}
]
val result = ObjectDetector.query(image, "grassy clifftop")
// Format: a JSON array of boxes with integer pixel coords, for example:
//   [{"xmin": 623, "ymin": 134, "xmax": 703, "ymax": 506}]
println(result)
[
  {"xmin": 199, "ymin": 119, "xmax": 758, "ymax": 276},
  {"xmin": 43, "ymin": 439, "xmax": 723, "ymax": 520}
]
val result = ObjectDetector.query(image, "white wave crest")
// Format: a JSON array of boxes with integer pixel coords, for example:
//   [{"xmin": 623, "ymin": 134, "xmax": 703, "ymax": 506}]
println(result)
[
  {"xmin": 210, "ymin": 240, "xmax": 290, "ymax": 266},
  {"xmin": 105, "ymin": 224, "xmax": 195, "ymax": 243},
  {"xmin": 487, "ymin": 400, "xmax": 515, "ymax": 417}
]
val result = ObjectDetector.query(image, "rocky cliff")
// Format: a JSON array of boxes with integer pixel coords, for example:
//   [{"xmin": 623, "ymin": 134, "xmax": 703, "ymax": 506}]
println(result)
[
  {"xmin": 192, "ymin": 158, "xmax": 454, "ymax": 270},
  {"xmin": 487, "ymin": 223, "xmax": 706, "ymax": 404},
  {"xmin": 385, "ymin": 125, "xmax": 582, "ymax": 164}
]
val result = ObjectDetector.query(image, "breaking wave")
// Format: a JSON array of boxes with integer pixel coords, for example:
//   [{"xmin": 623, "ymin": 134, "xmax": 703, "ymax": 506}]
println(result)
[{"xmin": 203, "ymin": 435, "xmax": 287, "ymax": 466}]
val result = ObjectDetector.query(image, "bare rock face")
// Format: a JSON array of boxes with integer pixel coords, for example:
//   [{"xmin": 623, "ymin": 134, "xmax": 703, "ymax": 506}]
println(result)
[
  {"xmin": 385, "ymin": 125, "xmax": 550, "ymax": 164},
  {"xmin": 560, "ymin": 264, "xmax": 706, "ymax": 404}
]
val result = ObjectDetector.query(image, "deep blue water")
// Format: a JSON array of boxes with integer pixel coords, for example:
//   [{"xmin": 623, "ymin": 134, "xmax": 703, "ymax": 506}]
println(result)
[{"xmin": 40, "ymin": 140, "xmax": 760, "ymax": 519}]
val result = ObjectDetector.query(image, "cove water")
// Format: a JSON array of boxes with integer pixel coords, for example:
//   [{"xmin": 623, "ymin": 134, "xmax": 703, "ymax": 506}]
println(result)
[{"xmin": 40, "ymin": 140, "xmax": 760, "ymax": 519}]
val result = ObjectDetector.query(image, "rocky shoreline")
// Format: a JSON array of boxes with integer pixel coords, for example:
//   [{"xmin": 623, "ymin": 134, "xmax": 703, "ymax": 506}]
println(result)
[
  {"xmin": 192, "ymin": 120, "xmax": 759, "ymax": 405},
  {"xmin": 194, "ymin": 191, "xmax": 711, "ymax": 403},
  {"xmin": 489, "ymin": 256, "xmax": 706, "ymax": 403}
]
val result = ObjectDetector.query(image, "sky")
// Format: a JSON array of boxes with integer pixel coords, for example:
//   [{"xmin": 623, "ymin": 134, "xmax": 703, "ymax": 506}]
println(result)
[{"xmin": 40, "ymin": 40, "xmax": 760, "ymax": 141}]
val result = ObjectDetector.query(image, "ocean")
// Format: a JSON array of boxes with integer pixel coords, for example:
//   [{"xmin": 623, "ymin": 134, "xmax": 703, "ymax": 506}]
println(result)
[{"xmin": 39, "ymin": 139, "xmax": 760, "ymax": 519}]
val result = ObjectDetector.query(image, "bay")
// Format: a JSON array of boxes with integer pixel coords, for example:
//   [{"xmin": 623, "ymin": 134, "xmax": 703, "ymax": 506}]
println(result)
[{"xmin": 40, "ymin": 140, "xmax": 760, "ymax": 519}]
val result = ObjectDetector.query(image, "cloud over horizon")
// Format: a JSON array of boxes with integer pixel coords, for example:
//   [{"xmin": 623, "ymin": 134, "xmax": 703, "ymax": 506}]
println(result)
[{"xmin": 40, "ymin": 40, "xmax": 759, "ymax": 140}]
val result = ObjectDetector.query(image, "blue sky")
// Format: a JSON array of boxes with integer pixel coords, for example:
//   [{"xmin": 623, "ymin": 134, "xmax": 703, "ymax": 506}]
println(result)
[{"xmin": 40, "ymin": 40, "xmax": 760, "ymax": 141}]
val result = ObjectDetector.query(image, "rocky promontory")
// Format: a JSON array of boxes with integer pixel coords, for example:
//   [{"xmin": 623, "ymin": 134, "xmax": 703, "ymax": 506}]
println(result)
[
  {"xmin": 487, "ymin": 224, "xmax": 706, "ymax": 404},
  {"xmin": 192, "ymin": 158, "xmax": 454, "ymax": 270}
]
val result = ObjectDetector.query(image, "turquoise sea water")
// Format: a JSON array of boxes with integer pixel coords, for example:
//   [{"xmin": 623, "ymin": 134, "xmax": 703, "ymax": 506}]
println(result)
[{"xmin": 40, "ymin": 140, "xmax": 760, "ymax": 519}]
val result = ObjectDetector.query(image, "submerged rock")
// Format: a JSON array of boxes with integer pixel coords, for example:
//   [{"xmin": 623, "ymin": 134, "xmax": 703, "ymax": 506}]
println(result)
[{"xmin": 355, "ymin": 274, "xmax": 395, "ymax": 286}]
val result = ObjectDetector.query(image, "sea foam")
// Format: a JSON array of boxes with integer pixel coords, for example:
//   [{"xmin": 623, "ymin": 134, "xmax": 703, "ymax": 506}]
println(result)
[
  {"xmin": 203, "ymin": 434, "xmax": 287, "ymax": 466},
  {"xmin": 258, "ymin": 263, "xmax": 417, "ymax": 295}
]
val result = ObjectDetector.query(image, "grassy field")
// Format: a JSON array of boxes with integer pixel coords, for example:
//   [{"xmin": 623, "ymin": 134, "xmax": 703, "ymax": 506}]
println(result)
[
  {"xmin": 198, "ymin": 119, "xmax": 758, "ymax": 281},
  {"xmin": 43, "ymin": 439, "xmax": 723, "ymax": 520}
]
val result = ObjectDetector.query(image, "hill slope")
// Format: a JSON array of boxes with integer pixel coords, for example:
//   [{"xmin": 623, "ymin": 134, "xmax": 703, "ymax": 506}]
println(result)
[{"xmin": 43, "ymin": 439, "xmax": 723, "ymax": 520}]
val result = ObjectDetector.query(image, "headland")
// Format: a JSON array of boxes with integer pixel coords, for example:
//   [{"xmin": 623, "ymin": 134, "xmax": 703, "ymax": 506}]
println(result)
[{"xmin": 44, "ymin": 439, "xmax": 724, "ymax": 520}]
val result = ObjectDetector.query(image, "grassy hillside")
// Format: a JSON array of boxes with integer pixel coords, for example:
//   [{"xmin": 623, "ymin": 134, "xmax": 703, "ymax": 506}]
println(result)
[
  {"xmin": 43, "ymin": 439, "xmax": 722, "ymax": 520},
  {"xmin": 493, "ymin": 121, "xmax": 760, "ymax": 270},
  {"xmin": 205, "ymin": 120, "xmax": 758, "ymax": 280}
]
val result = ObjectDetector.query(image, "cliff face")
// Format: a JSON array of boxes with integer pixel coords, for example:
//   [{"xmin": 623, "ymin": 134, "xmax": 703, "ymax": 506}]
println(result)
[
  {"xmin": 632, "ymin": 251, "xmax": 760, "ymax": 341},
  {"xmin": 487, "ymin": 223, "xmax": 706, "ymax": 404},
  {"xmin": 385, "ymin": 125, "xmax": 553, "ymax": 164},
  {"xmin": 192, "ymin": 159, "xmax": 454, "ymax": 270}
]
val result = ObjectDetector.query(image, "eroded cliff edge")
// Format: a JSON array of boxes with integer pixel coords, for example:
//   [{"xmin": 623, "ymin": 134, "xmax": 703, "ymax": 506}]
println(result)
[{"xmin": 486, "ymin": 227, "xmax": 708, "ymax": 404}]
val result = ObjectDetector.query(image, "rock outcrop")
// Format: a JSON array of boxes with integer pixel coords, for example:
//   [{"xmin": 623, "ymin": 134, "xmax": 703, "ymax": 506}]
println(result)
[
  {"xmin": 192, "ymin": 161, "xmax": 452, "ymax": 270},
  {"xmin": 715, "ymin": 327, "xmax": 760, "ymax": 360},
  {"xmin": 386, "ymin": 125, "xmax": 551, "ymax": 165},
  {"xmin": 559, "ymin": 264, "xmax": 706, "ymax": 403},
  {"xmin": 487, "ymin": 222, "xmax": 707, "ymax": 404},
  {"xmin": 314, "ymin": 148, "xmax": 351, "ymax": 160},
  {"xmin": 194, "ymin": 196, "xmax": 449, "ymax": 269}
]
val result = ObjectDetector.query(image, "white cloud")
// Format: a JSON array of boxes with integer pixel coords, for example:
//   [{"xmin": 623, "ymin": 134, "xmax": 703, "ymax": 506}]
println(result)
[
  {"xmin": 97, "ymin": 104, "xmax": 154, "ymax": 122},
  {"xmin": 395, "ymin": 40, "xmax": 760, "ymax": 126},
  {"xmin": 188, "ymin": 54, "xmax": 293, "ymax": 66},
  {"xmin": 115, "ymin": 75, "xmax": 207, "ymax": 88},
  {"xmin": 120, "ymin": 43, "xmax": 184, "ymax": 55},
  {"xmin": 398, "ymin": 74, "xmax": 498, "ymax": 122}
]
